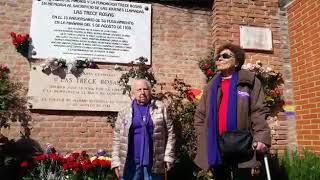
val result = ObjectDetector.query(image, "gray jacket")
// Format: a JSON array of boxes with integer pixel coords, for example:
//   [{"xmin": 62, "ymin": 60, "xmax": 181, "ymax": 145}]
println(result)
[{"xmin": 111, "ymin": 99, "xmax": 175, "ymax": 176}]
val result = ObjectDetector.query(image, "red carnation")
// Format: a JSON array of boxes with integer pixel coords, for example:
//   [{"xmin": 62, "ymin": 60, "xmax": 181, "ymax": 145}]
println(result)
[
  {"xmin": 71, "ymin": 152, "xmax": 80, "ymax": 159},
  {"xmin": 206, "ymin": 69, "xmax": 214, "ymax": 76},
  {"xmin": 24, "ymin": 34, "xmax": 30, "ymax": 40},
  {"xmin": 34, "ymin": 154, "xmax": 47, "ymax": 161},
  {"xmin": 15, "ymin": 34, "xmax": 24, "ymax": 44},
  {"xmin": 204, "ymin": 63, "xmax": 211, "ymax": 70},
  {"xmin": 186, "ymin": 90, "xmax": 196, "ymax": 102},
  {"xmin": 10, "ymin": 32, "xmax": 16, "ymax": 38},
  {"xmin": 100, "ymin": 159, "xmax": 111, "ymax": 168},
  {"xmin": 48, "ymin": 153, "xmax": 60, "ymax": 161},
  {"xmin": 92, "ymin": 159, "xmax": 100, "ymax": 167},
  {"xmin": 20, "ymin": 161, "xmax": 28, "ymax": 168},
  {"xmin": 63, "ymin": 164, "xmax": 70, "ymax": 170}
]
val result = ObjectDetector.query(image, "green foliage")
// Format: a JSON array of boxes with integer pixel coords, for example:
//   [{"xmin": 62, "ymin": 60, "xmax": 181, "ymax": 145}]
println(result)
[
  {"xmin": 162, "ymin": 78, "xmax": 198, "ymax": 160},
  {"xmin": 0, "ymin": 64, "xmax": 31, "ymax": 130},
  {"xmin": 279, "ymin": 150, "xmax": 320, "ymax": 180},
  {"xmin": 118, "ymin": 57, "xmax": 157, "ymax": 96}
]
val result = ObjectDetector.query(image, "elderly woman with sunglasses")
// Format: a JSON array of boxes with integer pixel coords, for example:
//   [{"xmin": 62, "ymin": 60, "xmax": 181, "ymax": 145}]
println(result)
[{"xmin": 194, "ymin": 43, "xmax": 270, "ymax": 179}]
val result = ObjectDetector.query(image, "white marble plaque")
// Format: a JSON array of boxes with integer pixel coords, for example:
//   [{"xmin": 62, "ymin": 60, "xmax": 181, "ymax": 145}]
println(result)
[
  {"xmin": 30, "ymin": 0, "xmax": 151, "ymax": 64},
  {"xmin": 28, "ymin": 66, "xmax": 131, "ymax": 111},
  {"xmin": 240, "ymin": 26, "xmax": 273, "ymax": 51}
]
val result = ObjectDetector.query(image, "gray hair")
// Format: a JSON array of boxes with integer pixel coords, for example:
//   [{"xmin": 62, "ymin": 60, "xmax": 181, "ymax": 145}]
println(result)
[{"xmin": 131, "ymin": 78, "xmax": 152, "ymax": 91}]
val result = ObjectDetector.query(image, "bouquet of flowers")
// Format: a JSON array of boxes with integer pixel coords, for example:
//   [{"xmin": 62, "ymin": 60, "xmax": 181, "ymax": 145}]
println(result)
[
  {"xmin": 10, "ymin": 32, "xmax": 31, "ymax": 58},
  {"xmin": 20, "ymin": 145, "xmax": 114, "ymax": 180},
  {"xmin": 242, "ymin": 61, "xmax": 284, "ymax": 110},
  {"xmin": 198, "ymin": 50, "xmax": 216, "ymax": 82},
  {"xmin": 40, "ymin": 58, "xmax": 97, "ymax": 74}
]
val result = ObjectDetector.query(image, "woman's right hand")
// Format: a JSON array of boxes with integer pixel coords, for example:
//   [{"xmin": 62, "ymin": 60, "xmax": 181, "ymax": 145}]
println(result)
[{"xmin": 114, "ymin": 167, "xmax": 120, "ymax": 180}]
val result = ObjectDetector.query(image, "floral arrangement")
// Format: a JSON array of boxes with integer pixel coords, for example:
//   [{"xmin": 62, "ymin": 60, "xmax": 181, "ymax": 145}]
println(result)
[
  {"xmin": 40, "ymin": 58, "xmax": 97, "ymax": 74},
  {"xmin": 198, "ymin": 50, "xmax": 216, "ymax": 82},
  {"xmin": 242, "ymin": 61, "xmax": 284, "ymax": 110},
  {"xmin": 20, "ymin": 145, "xmax": 114, "ymax": 180},
  {"xmin": 118, "ymin": 56, "xmax": 156, "ymax": 96},
  {"xmin": 10, "ymin": 32, "xmax": 31, "ymax": 58}
]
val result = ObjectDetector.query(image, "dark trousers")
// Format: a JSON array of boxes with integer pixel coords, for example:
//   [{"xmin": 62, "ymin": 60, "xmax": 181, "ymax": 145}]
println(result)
[{"xmin": 212, "ymin": 166, "xmax": 260, "ymax": 180}]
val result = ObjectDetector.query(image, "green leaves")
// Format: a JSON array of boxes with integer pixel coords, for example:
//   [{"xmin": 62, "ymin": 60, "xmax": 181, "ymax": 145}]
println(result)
[
  {"xmin": 280, "ymin": 150, "xmax": 320, "ymax": 180},
  {"xmin": 118, "ymin": 57, "xmax": 156, "ymax": 96},
  {"xmin": 0, "ymin": 65, "xmax": 31, "ymax": 131}
]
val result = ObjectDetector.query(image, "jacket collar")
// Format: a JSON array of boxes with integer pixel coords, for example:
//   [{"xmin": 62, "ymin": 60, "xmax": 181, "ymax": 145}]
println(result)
[{"xmin": 211, "ymin": 69, "xmax": 255, "ymax": 87}]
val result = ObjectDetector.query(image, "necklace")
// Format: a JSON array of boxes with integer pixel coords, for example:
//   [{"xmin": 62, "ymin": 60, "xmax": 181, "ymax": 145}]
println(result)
[{"xmin": 136, "ymin": 103, "xmax": 149, "ymax": 123}]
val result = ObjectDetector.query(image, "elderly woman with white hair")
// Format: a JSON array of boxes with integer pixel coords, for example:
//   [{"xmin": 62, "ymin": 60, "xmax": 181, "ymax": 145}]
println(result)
[{"xmin": 112, "ymin": 79, "xmax": 175, "ymax": 180}]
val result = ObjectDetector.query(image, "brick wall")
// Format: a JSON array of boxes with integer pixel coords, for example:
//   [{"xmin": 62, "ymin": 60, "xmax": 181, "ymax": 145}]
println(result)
[
  {"xmin": 288, "ymin": 0, "xmax": 320, "ymax": 152},
  {"xmin": 0, "ymin": 0, "xmax": 294, "ymax": 155},
  {"xmin": 0, "ymin": 1, "xmax": 212, "ymax": 153},
  {"xmin": 212, "ymin": 0, "xmax": 283, "ymax": 71}
]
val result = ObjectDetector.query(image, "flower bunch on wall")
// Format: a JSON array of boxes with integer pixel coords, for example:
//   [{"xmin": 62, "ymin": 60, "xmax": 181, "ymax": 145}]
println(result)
[
  {"xmin": 10, "ymin": 32, "xmax": 31, "ymax": 58},
  {"xmin": 40, "ymin": 58, "xmax": 98, "ymax": 74}
]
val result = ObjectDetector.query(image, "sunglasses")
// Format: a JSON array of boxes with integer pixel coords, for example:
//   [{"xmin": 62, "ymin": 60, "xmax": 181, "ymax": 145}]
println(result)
[{"xmin": 215, "ymin": 53, "xmax": 234, "ymax": 61}]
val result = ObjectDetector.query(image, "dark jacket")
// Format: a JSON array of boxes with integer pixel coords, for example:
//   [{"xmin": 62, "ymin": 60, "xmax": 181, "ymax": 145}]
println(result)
[{"xmin": 194, "ymin": 69, "xmax": 271, "ymax": 170}]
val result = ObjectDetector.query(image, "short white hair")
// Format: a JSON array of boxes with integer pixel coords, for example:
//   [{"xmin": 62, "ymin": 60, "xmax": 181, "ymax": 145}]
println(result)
[{"xmin": 131, "ymin": 78, "xmax": 152, "ymax": 91}]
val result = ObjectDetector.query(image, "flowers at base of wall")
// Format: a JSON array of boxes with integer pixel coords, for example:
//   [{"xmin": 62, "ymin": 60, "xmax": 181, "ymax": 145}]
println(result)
[
  {"xmin": 10, "ymin": 32, "xmax": 31, "ymax": 59},
  {"xmin": 20, "ymin": 144, "xmax": 114, "ymax": 180},
  {"xmin": 40, "ymin": 58, "xmax": 98, "ymax": 74}
]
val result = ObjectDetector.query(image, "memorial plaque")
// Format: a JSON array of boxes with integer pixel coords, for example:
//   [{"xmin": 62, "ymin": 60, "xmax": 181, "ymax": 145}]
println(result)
[
  {"xmin": 28, "ymin": 66, "xmax": 131, "ymax": 111},
  {"xmin": 30, "ymin": 0, "xmax": 151, "ymax": 64},
  {"xmin": 240, "ymin": 26, "xmax": 273, "ymax": 51}
]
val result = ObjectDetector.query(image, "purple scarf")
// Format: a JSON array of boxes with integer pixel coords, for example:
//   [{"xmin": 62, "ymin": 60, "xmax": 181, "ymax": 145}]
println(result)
[
  {"xmin": 132, "ymin": 100, "xmax": 154, "ymax": 166},
  {"xmin": 208, "ymin": 71, "xmax": 238, "ymax": 167}
]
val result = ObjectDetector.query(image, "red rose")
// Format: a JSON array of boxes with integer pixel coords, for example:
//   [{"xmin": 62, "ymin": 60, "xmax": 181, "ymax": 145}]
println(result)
[
  {"xmin": 92, "ymin": 159, "xmax": 100, "ymax": 167},
  {"xmin": 204, "ymin": 64, "xmax": 211, "ymax": 70},
  {"xmin": 99, "ymin": 159, "xmax": 111, "ymax": 168},
  {"xmin": 63, "ymin": 164, "xmax": 70, "ymax": 170},
  {"xmin": 206, "ymin": 69, "xmax": 214, "ymax": 76},
  {"xmin": 34, "ymin": 154, "xmax": 47, "ymax": 161},
  {"xmin": 71, "ymin": 152, "xmax": 80, "ymax": 159},
  {"xmin": 15, "ymin": 34, "xmax": 24, "ymax": 44},
  {"xmin": 20, "ymin": 161, "xmax": 28, "ymax": 168},
  {"xmin": 12, "ymin": 40, "xmax": 18, "ymax": 46},
  {"xmin": 10, "ymin": 32, "xmax": 16, "ymax": 38},
  {"xmin": 48, "ymin": 153, "xmax": 60, "ymax": 161},
  {"xmin": 186, "ymin": 90, "xmax": 196, "ymax": 102}
]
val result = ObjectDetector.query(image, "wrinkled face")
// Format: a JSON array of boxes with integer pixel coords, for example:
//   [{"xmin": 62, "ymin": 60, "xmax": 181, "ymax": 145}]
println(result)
[
  {"xmin": 215, "ymin": 49, "xmax": 237, "ymax": 72},
  {"xmin": 133, "ymin": 80, "xmax": 151, "ymax": 105}
]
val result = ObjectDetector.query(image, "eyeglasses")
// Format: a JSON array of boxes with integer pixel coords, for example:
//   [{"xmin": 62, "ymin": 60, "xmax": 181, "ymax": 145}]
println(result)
[{"xmin": 215, "ymin": 53, "xmax": 234, "ymax": 61}]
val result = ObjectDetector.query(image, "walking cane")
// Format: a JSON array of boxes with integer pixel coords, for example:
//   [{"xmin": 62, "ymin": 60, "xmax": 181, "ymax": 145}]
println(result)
[
  {"xmin": 264, "ymin": 155, "xmax": 271, "ymax": 180},
  {"xmin": 253, "ymin": 142, "xmax": 271, "ymax": 180},
  {"xmin": 164, "ymin": 166, "xmax": 168, "ymax": 180}
]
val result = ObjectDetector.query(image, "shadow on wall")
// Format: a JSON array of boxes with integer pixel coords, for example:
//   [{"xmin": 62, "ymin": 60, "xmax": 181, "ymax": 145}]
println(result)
[{"xmin": 0, "ymin": 131, "xmax": 43, "ymax": 180}]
